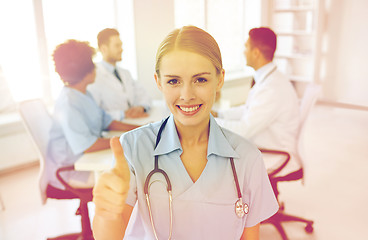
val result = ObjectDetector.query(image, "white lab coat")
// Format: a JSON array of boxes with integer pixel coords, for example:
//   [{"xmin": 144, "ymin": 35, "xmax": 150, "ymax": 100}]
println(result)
[
  {"xmin": 216, "ymin": 63, "xmax": 300, "ymax": 171},
  {"xmin": 87, "ymin": 62, "xmax": 151, "ymax": 120}
]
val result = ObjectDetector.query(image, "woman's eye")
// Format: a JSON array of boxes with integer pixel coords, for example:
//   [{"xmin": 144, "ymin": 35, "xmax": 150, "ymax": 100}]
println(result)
[
  {"xmin": 196, "ymin": 77, "xmax": 207, "ymax": 83},
  {"xmin": 167, "ymin": 79, "xmax": 179, "ymax": 85}
]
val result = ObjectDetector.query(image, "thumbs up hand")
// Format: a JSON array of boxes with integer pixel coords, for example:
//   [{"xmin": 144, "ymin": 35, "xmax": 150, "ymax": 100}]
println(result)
[{"xmin": 93, "ymin": 137, "xmax": 131, "ymax": 220}]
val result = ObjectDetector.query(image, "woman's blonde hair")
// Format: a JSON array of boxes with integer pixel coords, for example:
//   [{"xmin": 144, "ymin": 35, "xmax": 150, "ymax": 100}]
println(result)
[{"xmin": 155, "ymin": 26, "xmax": 223, "ymax": 77}]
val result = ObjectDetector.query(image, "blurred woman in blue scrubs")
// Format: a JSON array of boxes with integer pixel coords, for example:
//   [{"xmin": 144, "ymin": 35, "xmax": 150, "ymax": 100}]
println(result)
[{"xmin": 48, "ymin": 40, "xmax": 139, "ymax": 190}]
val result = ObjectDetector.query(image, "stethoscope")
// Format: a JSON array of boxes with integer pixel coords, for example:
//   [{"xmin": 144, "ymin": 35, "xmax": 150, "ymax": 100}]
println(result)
[{"xmin": 143, "ymin": 117, "xmax": 249, "ymax": 240}]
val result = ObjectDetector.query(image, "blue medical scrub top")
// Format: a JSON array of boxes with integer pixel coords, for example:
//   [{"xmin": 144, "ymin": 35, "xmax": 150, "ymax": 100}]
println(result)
[
  {"xmin": 47, "ymin": 87, "xmax": 112, "ymax": 189},
  {"xmin": 120, "ymin": 114, "xmax": 278, "ymax": 239}
]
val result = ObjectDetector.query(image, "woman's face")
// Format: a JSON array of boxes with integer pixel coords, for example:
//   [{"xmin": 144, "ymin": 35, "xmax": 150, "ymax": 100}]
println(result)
[{"xmin": 155, "ymin": 50, "xmax": 224, "ymax": 128}]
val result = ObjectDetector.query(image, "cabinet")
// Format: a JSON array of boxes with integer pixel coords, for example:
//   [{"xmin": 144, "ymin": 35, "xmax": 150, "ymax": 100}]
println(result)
[{"xmin": 268, "ymin": 0, "xmax": 324, "ymax": 83}]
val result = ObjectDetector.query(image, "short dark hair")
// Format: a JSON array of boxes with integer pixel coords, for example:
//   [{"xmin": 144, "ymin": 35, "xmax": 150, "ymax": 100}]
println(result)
[
  {"xmin": 52, "ymin": 40, "xmax": 95, "ymax": 85},
  {"xmin": 97, "ymin": 28, "xmax": 120, "ymax": 48},
  {"xmin": 248, "ymin": 27, "xmax": 277, "ymax": 61}
]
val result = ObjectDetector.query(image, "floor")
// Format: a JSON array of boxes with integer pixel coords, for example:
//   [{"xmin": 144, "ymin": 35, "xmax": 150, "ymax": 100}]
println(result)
[{"xmin": 0, "ymin": 104, "xmax": 367, "ymax": 240}]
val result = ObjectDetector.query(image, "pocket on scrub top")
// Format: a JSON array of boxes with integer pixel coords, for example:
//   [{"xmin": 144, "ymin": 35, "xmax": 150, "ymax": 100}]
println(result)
[
  {"xmin": 200, "ymin": 198, "xmax": 247, "ymax": 239},
  {"xmin": 168, "ymin": 197, "xmax": 247, "ymax": 239}
]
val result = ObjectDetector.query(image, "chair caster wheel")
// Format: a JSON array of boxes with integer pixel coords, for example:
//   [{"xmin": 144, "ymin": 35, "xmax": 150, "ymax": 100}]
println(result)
[{"xmin": 305, "ymin": 223, "xmax": 314, "ymax": 233}]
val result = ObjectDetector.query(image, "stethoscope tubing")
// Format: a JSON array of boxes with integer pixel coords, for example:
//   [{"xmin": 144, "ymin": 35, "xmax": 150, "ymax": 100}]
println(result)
[
  {"xmin": 144, "ymin": 117, "xmax": 173, "ymax": 240},
  {"xmin": 144, "ymin": 156, "xmax": 172, "ymax": 194},
  {"xmin": 143, "ymin": 116, "xmax": 247, "ymax": 239}
]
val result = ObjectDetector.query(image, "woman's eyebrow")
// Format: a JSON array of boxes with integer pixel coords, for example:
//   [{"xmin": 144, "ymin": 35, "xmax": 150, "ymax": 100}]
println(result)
[
  {"xmin": 192, "ymin": 72, "xmax": 211, "ymax": 78},
  {"xmin": 163, "ymin": 72, "xmax": 211, "ymax": 78},
  {"xmin": 163, "ymin": 74, "xmax": 181, "ymax": 78}
]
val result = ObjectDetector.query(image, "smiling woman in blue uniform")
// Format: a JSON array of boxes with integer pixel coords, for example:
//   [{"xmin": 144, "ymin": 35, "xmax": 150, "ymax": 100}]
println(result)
[{"xmin": 92, "ymin": 26, "xmax": 279, "ymax": 240}]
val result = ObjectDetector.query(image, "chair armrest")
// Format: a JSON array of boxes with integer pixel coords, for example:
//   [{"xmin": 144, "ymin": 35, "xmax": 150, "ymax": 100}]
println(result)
[
  {"xmin": 258, "ymin": 148, "xmax": 290, "ymax": 178},
  {"xmin": 273, "ymin": 168, "xmax": 303, "ymax": 182},
  {"xmin": 55, "ymin": 165, "xmax": 76, "ymax": 192},
  {"xmin": 56, "ymin": 165, "xmax": 93, "ymax": 201}
]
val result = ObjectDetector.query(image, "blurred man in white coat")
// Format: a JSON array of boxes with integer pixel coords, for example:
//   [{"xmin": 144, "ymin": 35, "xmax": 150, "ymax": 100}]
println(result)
[
  {"xmin": 88, "ymin": 28, "xmax": 151, "ymax": 121},
  {"xmin": 214, "ymin": 27, "xmax": 300, "ymax": 173}
]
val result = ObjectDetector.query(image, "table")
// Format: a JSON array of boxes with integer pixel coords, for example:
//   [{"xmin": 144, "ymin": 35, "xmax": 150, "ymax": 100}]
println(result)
[
  {"xmin": 74, "ymin": 100, "xmax": 169, "ymax": 175},
  {"xmin": 74, "ymin": 149, "xmax": 113, "ymax": 172},
  {"xmin": 122, "ymin": 100, "xmax": 169, "ymax": 125}
]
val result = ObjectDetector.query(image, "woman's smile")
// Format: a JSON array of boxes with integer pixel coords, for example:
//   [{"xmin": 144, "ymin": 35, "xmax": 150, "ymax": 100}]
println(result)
[{"xmin": 177, "ymin": 104, "xmax": 202, "ymax": 115}]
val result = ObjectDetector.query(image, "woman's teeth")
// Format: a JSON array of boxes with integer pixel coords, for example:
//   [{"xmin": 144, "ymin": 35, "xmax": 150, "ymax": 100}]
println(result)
[{"xmin": 179, "ymin": 105, "xmax": 200, "ymax": 112}]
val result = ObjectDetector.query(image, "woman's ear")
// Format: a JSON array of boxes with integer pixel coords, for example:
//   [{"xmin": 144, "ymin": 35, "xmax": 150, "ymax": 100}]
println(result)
[
  {"xmin": 216, "ymin": 69, "xmax": 225, "ymax": 92},
  {"xmin": 154, "ymin": 73, "xmax": 162, "ymax": 91}
]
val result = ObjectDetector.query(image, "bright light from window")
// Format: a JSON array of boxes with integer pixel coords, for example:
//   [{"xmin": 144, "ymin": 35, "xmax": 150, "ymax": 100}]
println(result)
[
  {"xmin": 0, "ymin": 0, "xmax": 136, "ymax": 104},
  {"xmin": 42, "ymin": 0, "xmax": 117, "ymax": 100},
  {"xmin": 42, "ymin": 0, "xmax": 136, "ymax": 100},
  {"xmin": 0, "ymin": 0, "xmax": 42, "ymax": 102}
]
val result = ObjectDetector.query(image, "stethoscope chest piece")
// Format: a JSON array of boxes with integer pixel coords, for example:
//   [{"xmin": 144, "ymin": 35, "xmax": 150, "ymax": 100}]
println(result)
[{"xmin": 235, "ymin": 198, "xmax": 249, "ymax": 218}]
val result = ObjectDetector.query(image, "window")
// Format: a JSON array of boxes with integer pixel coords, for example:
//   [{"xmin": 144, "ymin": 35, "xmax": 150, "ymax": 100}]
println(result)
[
  {"xmin": 174, "ymin": 0, "xmax": 262, "ymax": 79},
  {"xmin": 0, "ymin": 0, "xmax": 136, "ymax": 104},
  {"xmin": 43, "ymin": 0, "xmax": 137, "ymax": 101},
  {"xmin": 0, "ymin": 0, "xmax": 42, "ymax": 102}
]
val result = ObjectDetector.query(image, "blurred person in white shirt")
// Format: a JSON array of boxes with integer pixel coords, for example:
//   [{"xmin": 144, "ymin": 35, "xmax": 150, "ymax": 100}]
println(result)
[
  {"xmin": 88, "ymin": 28, "xmax": 151, "ymax": 121},
  {"xmin": 213, "ymin": 27, "xmax": 300, "ymax": 173}
]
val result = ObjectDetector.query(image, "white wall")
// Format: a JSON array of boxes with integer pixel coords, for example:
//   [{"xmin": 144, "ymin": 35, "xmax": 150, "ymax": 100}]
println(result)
[
  {"xmin": 321, "ymin": 0, "xmax": 368, "ymax": 106},
  {"xmin": 133, "ymin": 0, "xmax": 175, "ymax": 100}
]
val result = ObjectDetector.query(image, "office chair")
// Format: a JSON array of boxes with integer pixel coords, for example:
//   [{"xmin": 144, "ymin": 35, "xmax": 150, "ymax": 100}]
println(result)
[
  {"xmin": 261, "ymin": 83, "xmax": 321, "ymax": 240},
  {"xmin": 19, "ymin": 99, "xmax": 94, "ymax": 240}
]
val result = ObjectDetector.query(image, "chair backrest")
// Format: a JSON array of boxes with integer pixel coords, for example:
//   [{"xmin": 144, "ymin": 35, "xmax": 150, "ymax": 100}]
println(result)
[
  {"xmin": 19, "ymin": 99, "xmax": 52, "ymax": 204},
  {"xmin": 295, "ymin": 83, "xmax": 321, "ymax": 180}
]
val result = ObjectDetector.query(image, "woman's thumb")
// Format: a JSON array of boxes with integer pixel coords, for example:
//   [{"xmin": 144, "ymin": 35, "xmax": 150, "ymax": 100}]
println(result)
[{"xmin": 110, "ymin": 137, "xmax": 130, "ymax": 182}]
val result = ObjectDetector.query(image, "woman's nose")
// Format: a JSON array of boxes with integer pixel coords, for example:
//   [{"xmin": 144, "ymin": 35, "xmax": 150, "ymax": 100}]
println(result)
[{"xmin": 180, "ymin": 83, "xmax": 195, "ymax": 101}]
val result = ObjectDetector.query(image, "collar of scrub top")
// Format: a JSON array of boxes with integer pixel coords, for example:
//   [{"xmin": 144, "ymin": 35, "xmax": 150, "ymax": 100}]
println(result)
[
  {"xmin": 153, "ymin": 114, "xmax": 240, "ymax": 160},
  {"xmin": 63, "ymin": 85, "xmax": 94, "ymax": 100},
  {"xmin": 254, "ymin": 62, "xmax": 276, "ymax": 85}
]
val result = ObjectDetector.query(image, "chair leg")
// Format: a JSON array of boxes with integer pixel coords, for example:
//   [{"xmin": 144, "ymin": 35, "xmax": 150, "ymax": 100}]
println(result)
[
  {"xmin": 78, "ymin": 201, "xmax": 94, "ymax": 240},
  {"xmin": 263, "ymin": 214, "xmax": 289, "ymax": 240},
  {"xmin": 47, "ymin": 233, "xmax": 82, "ymax": 240},
  {"xmin": 276, "ymin": 211, "xmax": 314, "ymax": 234},
  {"xmin": 263, "ymin": 210, "xmax": 314, "ymax": 240},
  {"xmin": 47, "ymin": 201, "xmax": 93, "ymax": 240},
  {"xmin": 276, "ymin": 211, "xmax": 314, "ymax": 226},
  {"xmin": 271, "ymin": 221, "xmax": 289, "ymax": 240}
]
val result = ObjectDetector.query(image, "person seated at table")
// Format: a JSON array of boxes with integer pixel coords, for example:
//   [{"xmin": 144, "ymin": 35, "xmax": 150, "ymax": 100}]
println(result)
[
  {"xmin": 87, "ymin": 28, "xmax": 151, "ymax": 120},
  {"xmin": 213, "ymin": 27, "xmax": 299, "ymax": 173},
  {"xmin": 47, "ymin": 39, "xmax": 140, "ymax": 190}
]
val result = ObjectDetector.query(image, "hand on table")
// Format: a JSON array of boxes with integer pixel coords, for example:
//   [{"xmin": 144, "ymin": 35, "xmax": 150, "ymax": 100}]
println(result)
[{"xmin": 125, "ymin": 106, "xmax": 148, "ymax": 118}]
